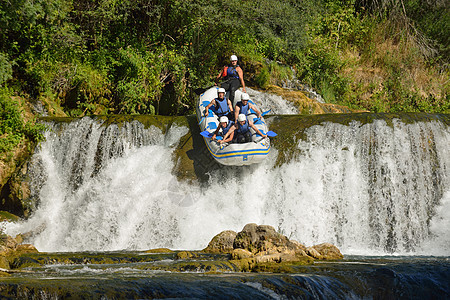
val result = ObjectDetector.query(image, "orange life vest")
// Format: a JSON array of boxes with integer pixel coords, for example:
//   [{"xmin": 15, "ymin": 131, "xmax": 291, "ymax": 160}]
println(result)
[{"xmin": 222, "ymin": 66, "xmax": 228, "ymax": 77}]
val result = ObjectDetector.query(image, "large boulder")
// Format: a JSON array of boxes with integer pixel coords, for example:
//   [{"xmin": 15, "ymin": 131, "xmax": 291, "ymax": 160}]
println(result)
[
  {"xmin": 203, "ymin": 230, "xmax": 237, "ymax": 253},
  {"xmin": 312, "ymin": 243, "xmax": 343, "ymax": 260},
  {"xmin": 202, "ymin": 224, "xmax": 343, "ymax": 272},
  {"xmin": 233, "ymin": 223, "xmax": 305, "ymax": 256}
]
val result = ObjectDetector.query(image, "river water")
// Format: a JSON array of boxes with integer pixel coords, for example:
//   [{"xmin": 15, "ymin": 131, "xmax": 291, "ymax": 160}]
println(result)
[{"xmin": 1, "ymin": 93, "xmax": 449, "ymax": 298}]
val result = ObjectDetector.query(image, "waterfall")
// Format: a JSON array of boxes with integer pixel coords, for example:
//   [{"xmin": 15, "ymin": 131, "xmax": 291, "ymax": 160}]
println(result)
[{"xmin": 3, "ymin": 116, "xmax": 449, "ymax": 255}]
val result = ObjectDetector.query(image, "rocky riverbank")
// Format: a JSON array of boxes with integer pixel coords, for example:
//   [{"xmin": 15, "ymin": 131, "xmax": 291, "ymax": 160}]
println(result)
[
  {"xmin": 0, "ymin": 223, "xmax": 342, "ymax": 275},
  {"xmin": 202, "ymin": 223, "xmax": 342, "ymax": 272},
  {"xmin": 0, "ymin": 233, "xmax": 38, "ymax": 276}
]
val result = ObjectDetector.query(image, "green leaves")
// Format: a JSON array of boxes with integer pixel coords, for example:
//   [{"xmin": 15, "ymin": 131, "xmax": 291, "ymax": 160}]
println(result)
[{"xmin": 0, "ymin": 88, "xmax": 46, "ymax": 154}]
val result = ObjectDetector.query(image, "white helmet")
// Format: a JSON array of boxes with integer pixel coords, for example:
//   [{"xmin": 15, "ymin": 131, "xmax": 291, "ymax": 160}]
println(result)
[
  {"xmin": 230, "ymin": 55, "xmax": 238, "ymax": 61},
  {"xmin": 238, "ymin": 114, "xmax": 247, "ymax": 122},
  {"xmin": 241, "ymin": 93, "xmax": 250, "ymax": 101},
  {"xmin": 219, "ymin": 116, "xmax": 228, "ymax": 123},
  {"xmin": 218, "ymin": 87, "xmax": 226, "ymax": 94}
]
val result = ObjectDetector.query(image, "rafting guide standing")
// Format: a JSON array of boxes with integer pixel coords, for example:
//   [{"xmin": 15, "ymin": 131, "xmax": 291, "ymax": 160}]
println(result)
[{"xmin": 215, "ymin": 55, "xmax": 246, "ymax": 103}]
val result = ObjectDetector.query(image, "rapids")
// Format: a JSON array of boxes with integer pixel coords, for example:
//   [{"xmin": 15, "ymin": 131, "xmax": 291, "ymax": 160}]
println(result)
[{"xmin": 3, "ymin": 114, "xmax": 449, "ymax": 256}]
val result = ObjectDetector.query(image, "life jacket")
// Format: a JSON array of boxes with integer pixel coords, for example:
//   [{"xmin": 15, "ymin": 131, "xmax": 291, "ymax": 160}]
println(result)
[
  {"xmin": 218, "ymin": 121, "xmax": 234, "ymax": 137},
  {"xmin": 236, "ymin": 101, "xmax": 250, "ymax": 115},
  {"xmin": 222, "ymin": 66, "xmax": 228, "ymax": 77},
  {"xmin": 236, "ymin": 120, "xmax": 250, "ymax": 135},
  {"xmin": 215, "ymin": 97, "xmax": 230, "ymax": 116},
  {"xmin": 226, "ymin": 65, "xmax": 240, "ymax": 79}
]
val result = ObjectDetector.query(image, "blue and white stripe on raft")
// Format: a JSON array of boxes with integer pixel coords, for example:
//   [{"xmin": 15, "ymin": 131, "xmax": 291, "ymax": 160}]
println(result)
[{"xmin": 196, "ymin": 87, "xmax": 271, "ymax": 166}]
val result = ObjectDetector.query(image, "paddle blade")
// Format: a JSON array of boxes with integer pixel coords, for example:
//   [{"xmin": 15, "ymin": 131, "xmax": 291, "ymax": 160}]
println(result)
[
  {"xmin": 261, "ymin": 109, "xmax": 271, "ymax": 116},
  {"xmin": 267, "ymin": 131, "xmax": 277, "ymax": 137},
  {"xmin": 198, "ymin": 116, "xmax": 205, "ymax": 125},
  {"xmin": 200, "ymin": 131, "xmax": 213, "ymax": 138}
]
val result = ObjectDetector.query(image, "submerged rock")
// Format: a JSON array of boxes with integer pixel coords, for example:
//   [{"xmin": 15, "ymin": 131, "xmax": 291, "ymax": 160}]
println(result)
[{"xmin": 144, "ymin": 248, "xmax": 174, "ymax": 254}]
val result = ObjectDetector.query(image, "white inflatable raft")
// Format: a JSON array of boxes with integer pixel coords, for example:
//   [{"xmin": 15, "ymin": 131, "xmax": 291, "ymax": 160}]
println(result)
[{"xmin": 196, "ymin": 87, "xmax": 271, "ymax": 166}]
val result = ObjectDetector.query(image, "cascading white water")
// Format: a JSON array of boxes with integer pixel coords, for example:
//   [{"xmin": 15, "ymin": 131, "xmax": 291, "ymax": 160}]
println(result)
[
  {"xmin": 246, "ymin": 87, "xmax": 298, "ymax": 114},
  {"xmin": 3, "ymin": 117, "xmax": 449, "ymax": 255}
]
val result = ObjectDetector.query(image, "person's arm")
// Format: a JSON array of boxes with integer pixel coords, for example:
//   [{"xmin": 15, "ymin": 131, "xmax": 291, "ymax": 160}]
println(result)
[
  {"xmin": 204, "ymin": 99, "xmax": 215, "ymax": 116},
  {"xmin": 236, "ymin": 66, "xmax": 246, "ymax": 92},
  {"xmin": 250, "ymin": 122, "xmax": 267, "ymax": 138},
  {"xmin": 221, "ymin": 126, "xmax": 235, "ymax": 144},
  {"xmin": 249, "ymin": 104, "xmax": 262, "ymax": 118},
  {"xmin": 227, "ymin": 100, "xmax": 234, "ymax": 114},
  {"xmin": 234, "ymin": 105, "xmax": 240, "ymax": 122},
  {"xmin": 222, "ymin": 130, "xmax": 234, "ymax": 144},
  {"xmin": 211, "ymin": 127, "xmax": 220, "ymax": 141}
]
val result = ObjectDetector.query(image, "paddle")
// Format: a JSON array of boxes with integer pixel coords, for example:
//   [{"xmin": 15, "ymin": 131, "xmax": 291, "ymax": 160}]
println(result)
[
  {"xmin": 200, "ymin": 130, "xmax": 213, "ymax": 138},
  {"xmin": 267, "ymin": 130, "xmax": 277, "ymax": 137},
  {"xmin": 254, "ymin": 130, "xmax": 277, "ymax": 143},
  {"xmin": 200, "ymin": 130, "xmax": 223, "ymax": 141},
  {"xmin": 252, "ymin": 109, "xmax": 271, "ymax": 123}
]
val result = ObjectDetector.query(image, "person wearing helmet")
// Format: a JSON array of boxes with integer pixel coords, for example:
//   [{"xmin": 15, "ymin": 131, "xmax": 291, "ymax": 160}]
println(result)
[
  {"xmin": 212, "ymin": 116, "xmax": 234, "ymax": 145},
  {"xmin": 204, "ymin": 87, "xmax": 234, "ymax": 119},
  {"xmin": 228, "ymin": 114, "xmax": 267, "ymax": 144},
  {"xmin": 234, "ymin": 93, "xmax": 263, "ymax": 123},
  {"xmin": 215, "ymin": 54, "xmax": 246, "ymax": 103}
]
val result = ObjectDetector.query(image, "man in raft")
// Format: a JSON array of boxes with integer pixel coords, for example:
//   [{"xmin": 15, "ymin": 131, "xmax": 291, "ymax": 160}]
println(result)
[
  {"xmin": 215, "ymin": 55, "xmax": 246, "ymax": 103},
  {"xmin": 234, "ymin": 92, "xmax": 263, "ymax": 123},
  {"xmin": 212, "ymin": 116, "xmax": 235, "ymax": 145},
  {"xmin": 204, "ymin": 87, "xmax": 234, "ymax": 120},
  {"xmin": 225, "ymin": 114, "xmax": 267, "ymax": 144}
]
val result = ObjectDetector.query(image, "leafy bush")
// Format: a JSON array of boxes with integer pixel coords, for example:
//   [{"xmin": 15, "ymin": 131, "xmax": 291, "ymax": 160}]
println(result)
[
  {"xmin": 0, "ymin": 52, "xmax": 13, "ymax": 86},
  {"xmin": 0, "ymin": 89, "xmax": 45, "ymax": 155}
]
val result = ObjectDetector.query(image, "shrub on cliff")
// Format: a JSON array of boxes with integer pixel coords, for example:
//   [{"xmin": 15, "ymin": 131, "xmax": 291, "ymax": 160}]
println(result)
[{"xmin": 0, "ymin": 89, "xmax": 45, "ymax": 158}]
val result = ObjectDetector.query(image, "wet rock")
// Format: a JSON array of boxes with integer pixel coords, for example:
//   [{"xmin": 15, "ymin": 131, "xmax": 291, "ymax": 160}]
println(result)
[
  {"xmin": 306, "ymin": 247, "xmax": 322, "ymax": 259},
  {"xmin": 0, "ymin": 255, "xmax": 9, "ymax": 270},
  {"xmin": 231, "ymin": 249, "xmax": 253, "ymax": 260},
  {"xmin": 203, "ymin": 230, "xmax": 237, "ymax": 253},
  {"xmin": 145, "ymin": 248, "xmax": 174, "ymax": 254},
  {"xmin": 15, "ymin": 244, "xmax": 38, "ymax": 253},
  {"xmin": 176, "ymin": 251, "xmax": 199, "ymax": 260},
  {"xmin": 0, "ymin": 233, "xmax": 38, "ymax": 273},
  {"xmin": 233, "ymin": 223, "xmax": 305, "ymax": 256},
  {"xmin": 312, "ymin": 243, "xmax": 344, "ymax": 260}
]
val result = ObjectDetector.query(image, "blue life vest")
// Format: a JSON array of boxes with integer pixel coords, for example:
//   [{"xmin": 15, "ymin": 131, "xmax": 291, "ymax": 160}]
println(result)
[
  {"xmin": 226, "ymin": 65, "xmax": 240, "ymax": 79},
  {"xmin": 218, "ymin": 121, "xmax": 234, "ymax": 137},
  {"xmin": 236, "ymin": 101, "xmax": 250, "ymax": 115},
  {"xmin": 236, "ymin": 121, "xmax": 250, "ymax": 135},
  {"xmin": 215, "ymin": 97, "xmax": 230, "ymax": 116}
]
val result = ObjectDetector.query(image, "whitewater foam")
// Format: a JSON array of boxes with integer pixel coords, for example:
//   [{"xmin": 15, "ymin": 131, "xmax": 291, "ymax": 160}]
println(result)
[{"xmin": 4, "ymin": 117, "xmax": 449, "ymax": 256}]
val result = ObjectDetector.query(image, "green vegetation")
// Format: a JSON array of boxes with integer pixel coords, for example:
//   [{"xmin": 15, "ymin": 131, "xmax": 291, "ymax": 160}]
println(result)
[
  {"xmin": 0, "ymin": 0, "xmax": 448, "ymax": 119},
  {"xmin": 0, "ymin": 89, "xmax": 45, "ymax": 159}
]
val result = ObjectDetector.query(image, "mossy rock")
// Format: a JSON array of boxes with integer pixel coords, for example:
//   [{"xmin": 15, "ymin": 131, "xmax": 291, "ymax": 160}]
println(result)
[
  {"xmin": 203, "ymin": 230, "xmax": 237, "ymax": 254},
  {"xmin": 144, "ymin": 248, "xmax": 174, "ymax": 254},
  {"xmin": 175, "ymin": 251, "xmax": 199, "ymax": 260},
  {"xmin": 0, "ymin": 211, "xmax": 19, "ymax": 222},
  {"xmin": 0, "ymin": 271, "xmax": 11, "ymax": 277},
  {"xmin": 142, "ymin": 259, "xmax": 238, "ymax": 273},
  {"xmin": 229, "ymin": 258, "xmax": 256, "ymax": 272},
  {"xmin": 0, "ymin": 255, "xmax": 9, "ymax": 269},
  {"xmin": 251, "ymin": 257, "xmax": 314, "ymax": 273}
]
